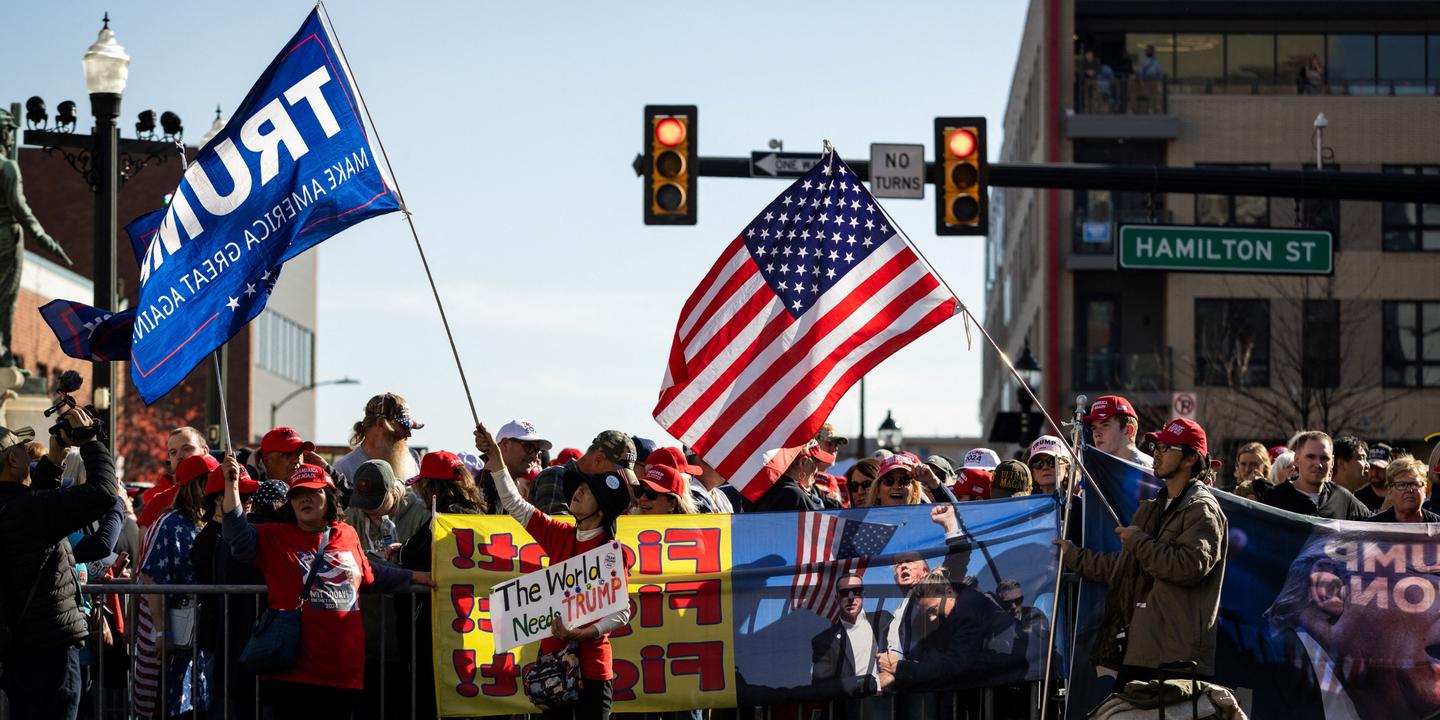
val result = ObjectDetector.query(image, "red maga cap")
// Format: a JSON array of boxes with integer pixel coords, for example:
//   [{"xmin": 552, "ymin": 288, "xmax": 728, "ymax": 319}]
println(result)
[
  {"xmin": 1144, "ymin": 418, "xmax": 1208, "ymax": 458},
  {"xmin": 260, "ymin": 426, "xmax": 315, "ymax": 456},
  {"xmin": 1084, "ymin": 395, "xmax": 1137, "ymax": 425},
  {"xmin": 287, "ymin": 464, "xmax": 335, "ymax": 492}
]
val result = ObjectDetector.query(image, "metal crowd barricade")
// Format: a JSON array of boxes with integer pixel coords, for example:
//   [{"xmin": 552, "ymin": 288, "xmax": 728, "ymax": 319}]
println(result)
[
  {"xmin": 53, "ymin": 582, "xmax": 1045, "ymax": 720},
  {"xmin": 67, "ymin": 581, "xmax": 428, "ymax": 720}
]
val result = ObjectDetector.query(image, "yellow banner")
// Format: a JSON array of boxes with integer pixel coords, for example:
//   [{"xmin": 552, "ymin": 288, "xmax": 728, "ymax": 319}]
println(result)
[{"xmin": 433, "ymin": 513, "xmax": 735, "ymax": 717}]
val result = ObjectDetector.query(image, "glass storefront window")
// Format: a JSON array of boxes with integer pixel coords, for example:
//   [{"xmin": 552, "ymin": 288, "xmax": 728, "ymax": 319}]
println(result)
[
  {"xmin": 1226, "ymin": 34, "xmax": 1276, "ymax": 89},
  {"xmin": 1175, "ymin": 34, "xmax": 1224, "ymax": 88},
  {"xmin": 1379, "ymin": 35, "xmax": 1428, "ymax": 94},
  {"xmin": 1278, "ymin": 35, "xmax": 1326, "ymax": 94},
  {"xmin": 1328, "ymin": 34, "xmax": 1378, "ymax": 94},
  {"xmin": 1126, "ymin": 33, "xmax": 1175, "ymax": 78}
]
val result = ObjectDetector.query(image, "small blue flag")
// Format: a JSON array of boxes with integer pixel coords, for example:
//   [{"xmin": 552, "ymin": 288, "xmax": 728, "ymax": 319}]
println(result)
[
  {"xmin": 129, "ymin": 8, "xmax": 399, "ymax": 403},
  {"xmin": 39, "ymin": 300, "xmax": 135, "ymax": 362}
]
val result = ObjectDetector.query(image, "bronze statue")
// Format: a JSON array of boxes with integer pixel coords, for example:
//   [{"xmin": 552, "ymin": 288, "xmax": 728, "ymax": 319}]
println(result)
[{"xmin": 0, "ymin": 106, "xmax": 72, "ymax": 367}]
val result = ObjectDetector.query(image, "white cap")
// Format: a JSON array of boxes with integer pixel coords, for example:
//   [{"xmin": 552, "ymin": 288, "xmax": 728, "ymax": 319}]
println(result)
[
  {"xmin": 1028, "ymin": 435, "xmax": 1072, "ymax": 460},
  {"xmin": 963, "ymin": 448, "xmax": 1001, "ymax": 470},
  {"xmin": 495, "ymin": 420, "xmax": 553, "ymax": 451}
]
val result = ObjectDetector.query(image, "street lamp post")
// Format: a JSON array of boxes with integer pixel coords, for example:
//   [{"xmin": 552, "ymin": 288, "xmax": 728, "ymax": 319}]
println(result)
[
  {"xmin": 877, "ymin": 410, "xmax": 902, "ymax": 452},
  {"xmin": 22, "ymin": 15, "xmax": 176, "ymax": 444},
  {"xmin": 1014, "ymin": 342, "xmax": 1043, "ymax": 451},
  {"xmin": 82, "ymin": 16, "xmax": 127, "ymax": 439},
  {"xmin": 270, "ymin": 377, "xmax": 359, "ymax": 431}
]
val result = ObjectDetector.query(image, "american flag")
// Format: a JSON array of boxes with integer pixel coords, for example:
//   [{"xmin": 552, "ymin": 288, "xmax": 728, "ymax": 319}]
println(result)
[
  {"xmin": 791, "ymin": 513, "xmax": 898, "ymax": 621},
  {"xmin": 652, "ymin": 150, "xmax": 957, "ymax": 500}
]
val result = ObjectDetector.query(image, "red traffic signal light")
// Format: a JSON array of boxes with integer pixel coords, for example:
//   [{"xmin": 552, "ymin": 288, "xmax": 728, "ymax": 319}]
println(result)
[
  {"xmin": 935, "ymin": 117, "xmax": 987, "ymax": 236},
  {"xmin": 644, "ymin": 105, "xmax": 697, "ymax": 225}
]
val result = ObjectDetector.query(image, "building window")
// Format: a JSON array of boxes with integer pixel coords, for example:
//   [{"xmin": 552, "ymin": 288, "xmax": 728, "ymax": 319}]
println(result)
[
  {"xmin": 257, "ymin": 310, "xmax": 314, "ymax": 386},
  {"xmin": 1328, "ymin": 34, "xmax": 1379, "ymax": 95},
  {"xmin": 1195, "ymin": 299, "xmax": 1270, "ymax": 387},
  {"xmin": 1302, "ymin": 300, "xmax": 1340, "ymax": 388},
  {"xmin": 1382, "ymin": 166, "xmax": 1440, "ymax": 251},
  {"xmin": 1383, "ymin": 301, "xmax": 1440, "ymax": 388},
  {"xmin": 1196, "ymin": 164, "xmax": 1269, "ymax": 227},
  {"xmin": 1378, "ymin": 35, "xmax": 1430, "ymax": 94},
  {"xmin": 1226, "ymin": 34, "xmax": 1276, "ymax": 90}
]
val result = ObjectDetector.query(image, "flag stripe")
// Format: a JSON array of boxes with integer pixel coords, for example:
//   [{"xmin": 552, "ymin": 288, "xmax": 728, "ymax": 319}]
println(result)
[
  {"xmin": 663, "ymin": 238, "xmax": 911, "ymax": 447},
  {"xmin": 677, "ymin": 240, "xmax": 749, "ymax": 340},
  {"xmin": 725, "ymin": 293, "xmax": 955, "ymax": 494},
  {"xmin": 681, "ymin": 270, "xmax": 768, "ymax": 361},
  {"xmin": 656, "ymin": 303, "xmax": 792, "ymax": 437},
  {"xmin": 696, "ymin": 246, "xmax": 928, "ymax": 460}
]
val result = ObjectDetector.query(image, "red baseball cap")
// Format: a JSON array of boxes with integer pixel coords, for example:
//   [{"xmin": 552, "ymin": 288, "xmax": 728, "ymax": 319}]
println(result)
[
  {"xmin": 807, "ymin": 443, "xmax": 836, "ymax": 465},
  {"xmin": 175, "ymin": 454, "xmax": 220, "ymax": 487},
  {"xmin": 260, "ymin": 426, "xmax": 315, "ymax": 456},
  {"xmin": 1268, "ymin": 445, "xmax": 1289, "ymax": 462},
  {"xmin": 953, "ymin": 468, "xmax": 992, "ymax": 500},
  {"xmin": 551, "ymin": 447, "xmax": 583, "ymax": 467},
  {"xmin": 1084, "ymin": 396, "xmax": 1137, "ymax": 425},
  {"xmin": 640, "ymin": 464, "xmax": 686, "ymax": 497},
  {"xmin": 648, "ymin": 446, "xmax": 702, "ymax": 476},
  {"xmin": 409, "ymin": 451, "xmax": 463, "ymax": 485},
  {"xmin": 813, "ymin": 471, "xmax": 838, "ymax": 492},
  {"xmin": 204, "ymin": 462, "xmax": 257, "ymax": 497},
  {"xmin": 287, "ymin": 463, "xmax": 335, "ymax": 493},
  {"xmin": 877, "ymin": 453, "xmax": 917, "ymax": 477},
  {"xmin": 1144, "ymin": 418, "xmax": 1208, "ymax": 458}
]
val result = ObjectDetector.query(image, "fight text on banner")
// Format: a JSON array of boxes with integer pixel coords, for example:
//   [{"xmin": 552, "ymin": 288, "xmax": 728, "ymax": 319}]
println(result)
[
  {"xmin": 490, "ymin": 541, "xmax": 628, "ymax": 652},
  {"xmin": 128, "ymin": 8, "xmax": 399, "ymax": 403}
]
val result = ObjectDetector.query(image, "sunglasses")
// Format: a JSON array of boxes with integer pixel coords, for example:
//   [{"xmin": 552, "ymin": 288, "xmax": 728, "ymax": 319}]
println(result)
[
  {"xmin": 1000, "ymin": 596, "xmax": 1024, "ymax": 608},
  {"xmin": 837, "ymin": 587, "xmax": 864, "ymax": 599},
  {"xmin": 882, "ymin": 474, "xmax": 913, "ymax": 487},
  {"xmin": 849, "ymin": 479, "xmax": 874, "ymax": 493},
  {"xmin": 1391, "ymin": 481, "xmax": 1424, "ymax": 491},
  {"xmin": 1028, "ymin": 457, "xmax": 1058, "ymax": 470},
  {"xmin": 640, "ymin": 488, "xmax": 672, "ymax": 501}
]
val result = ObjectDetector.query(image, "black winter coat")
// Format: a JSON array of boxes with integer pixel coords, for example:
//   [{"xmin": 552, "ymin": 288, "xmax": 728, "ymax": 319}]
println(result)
[{"xmin": 0, "ymin": 441, "xmax": 118, "ymax": 655}]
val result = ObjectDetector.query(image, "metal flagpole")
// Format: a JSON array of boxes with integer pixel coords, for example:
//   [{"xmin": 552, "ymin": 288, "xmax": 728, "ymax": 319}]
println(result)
[
  {"xmin": 1039, "ymin": 395, "xmax": 1086, "ymax": 719},
  {"xmin": 315, "ymin": 1, "xmax": 481, "ymax": 427},
  {"xmin": 212, "ymin": 353, "xmax": 233, "ymax": 454}
]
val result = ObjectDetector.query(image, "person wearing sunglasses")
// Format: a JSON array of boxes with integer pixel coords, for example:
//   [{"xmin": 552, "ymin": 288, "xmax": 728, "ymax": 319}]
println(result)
[
  {"xmin": 843, "ymin": 459, "xmax": 880, "ymax": 508},
  {"xmin": 1370, "ymin": 457, "xmax": 1439, "ymax": 523},
  {"xmin": 865, "ymin": 455, "xmax": 927, "ymax": 507},
  {"xmin": 527, "ymin": 431, "xmax": 636, "ymax": 517},
  {"xmin": 1026, "ymin": 436, "xmax": 1073, "ymax": 495},
  {"xmin": 634, "ymin": 464, "xmax": 698, "ymax": 515},
  {"xmin": 809, "ymin": 572, "xmax": 892, "ymax": 716},
  {"xmin": 1053, "ymin": 418, "xmax": 1228, "ymax": 687}
]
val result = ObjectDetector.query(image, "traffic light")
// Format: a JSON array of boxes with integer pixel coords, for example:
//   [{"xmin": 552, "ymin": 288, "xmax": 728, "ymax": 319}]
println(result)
[
  {"xmin": 934, "ymin": 117, "xmax": 988, "ymax": 236},
  {"xmin": 644, "ymin": 105, "xmax": 697, "ymax": 225}
]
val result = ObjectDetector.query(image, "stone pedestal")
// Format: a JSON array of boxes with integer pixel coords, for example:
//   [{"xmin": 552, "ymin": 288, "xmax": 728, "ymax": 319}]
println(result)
[{"xmin": 0, "ymin": 366, "xmax": 52, "ymax": 433}]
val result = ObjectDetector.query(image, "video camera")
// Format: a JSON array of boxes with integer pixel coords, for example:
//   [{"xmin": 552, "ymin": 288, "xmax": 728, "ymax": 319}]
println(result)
[{"xmin": 45, "ymin": 370, "xmax": 104, "ymax": 443}]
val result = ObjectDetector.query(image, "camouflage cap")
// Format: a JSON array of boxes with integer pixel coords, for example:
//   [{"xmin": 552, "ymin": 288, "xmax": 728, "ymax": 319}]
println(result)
[
  {"xmin": 815, "ymin": 423, "xmax": 849, "ymax": 446},
  {"xmin": 0, "ymin": 425, "xmax": 36, "ymax": 451},
  {"xmin": 589, "ymin": 430, "xmax": 637, "ymax": 469}
]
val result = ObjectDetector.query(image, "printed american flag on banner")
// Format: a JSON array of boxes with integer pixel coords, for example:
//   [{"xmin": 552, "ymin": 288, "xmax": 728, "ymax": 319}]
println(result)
[
  {"xmin": 653, "ymin": 149, "xmax": 958, "ymax": 501},
  {"xmin": 791, "ymin": 513, "xmax": 898, "ymax": 620}
]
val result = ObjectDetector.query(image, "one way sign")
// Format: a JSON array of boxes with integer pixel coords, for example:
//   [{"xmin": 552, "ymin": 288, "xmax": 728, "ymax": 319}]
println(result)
[{"xmin": 750, "ymin": 151, "xmax": 820, "ymax": 178}]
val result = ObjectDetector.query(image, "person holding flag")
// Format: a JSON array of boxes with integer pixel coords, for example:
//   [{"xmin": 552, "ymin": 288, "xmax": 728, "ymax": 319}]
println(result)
[{"xmin": 1054, "ymin": 418, "xmax": 1228, "ymax": 686}]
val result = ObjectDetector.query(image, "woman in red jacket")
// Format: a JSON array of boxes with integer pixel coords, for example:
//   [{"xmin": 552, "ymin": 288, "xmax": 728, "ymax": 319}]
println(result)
[
  {"xmin": 219, "ymin": 458, "xmax": 432, "ymax": 720},
  {"xmin": 475, "ymin": 423, "xmax": 632, "ymax": 720}
]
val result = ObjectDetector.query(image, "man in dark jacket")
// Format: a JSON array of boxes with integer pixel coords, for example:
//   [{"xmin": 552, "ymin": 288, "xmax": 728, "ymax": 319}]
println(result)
[
  {"xmin": 1261, "ymin": 431, "xmax": 1372, "ymax": 521},
  {"xmin": 811, "ymin": 572, "xmax": 891, "ymax": 718},
  {"xmin": 752, "ymin": 446, "xmax": 822, "ymax": 512},
  {"xmin": 0, "ymin": 408, "xmax": 119, "ymax": 720}
]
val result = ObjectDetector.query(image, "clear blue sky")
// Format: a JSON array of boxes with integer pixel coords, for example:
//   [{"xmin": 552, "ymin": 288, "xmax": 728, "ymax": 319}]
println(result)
[{"xmin": 7, "ymin": 1, "xmax": 1028, "ymax": 455}]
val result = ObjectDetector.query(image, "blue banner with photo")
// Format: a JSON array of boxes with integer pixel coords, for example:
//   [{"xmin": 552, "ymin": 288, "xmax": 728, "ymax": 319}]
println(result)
[
  {"xmin": 128, "ymin": 8, "xmax": 398, "ymax": 403},
  {"xmin": 730, "ymin": 497, "xmax": 1061, "ymax": 709},
  {"xmin": 1072, "ymin": 446, "xmax": 1440, "ymax": 719}
]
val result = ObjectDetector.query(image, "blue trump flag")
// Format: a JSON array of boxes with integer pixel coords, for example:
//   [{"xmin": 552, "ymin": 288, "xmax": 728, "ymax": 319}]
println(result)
[
  {"xmin": 39, "ymin": 299, "xmax": 135, "ymax": 362},
  {"xmin": 130, "ymin": 8, "xmax": 398, "ymax": 403}
]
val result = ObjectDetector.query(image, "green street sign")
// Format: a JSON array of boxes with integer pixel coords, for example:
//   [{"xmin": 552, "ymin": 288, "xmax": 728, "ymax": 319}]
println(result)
[{"xmin": 1119, "ymin": 225, "xmax": 1333, "ymax": 275}]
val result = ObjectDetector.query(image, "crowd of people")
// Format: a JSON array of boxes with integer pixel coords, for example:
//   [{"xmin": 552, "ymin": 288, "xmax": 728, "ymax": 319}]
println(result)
[{"xmin": 2, "ymin": 386, "xmax": 1437, "ymax": 720}]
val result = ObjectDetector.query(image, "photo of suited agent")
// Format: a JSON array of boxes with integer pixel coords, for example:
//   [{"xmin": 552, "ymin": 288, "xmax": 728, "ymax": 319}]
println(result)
[
  {"xmin": 810, "ymin": 572, "xmax": 892, "ymax": 710},
  {"xmin": 1260, "ymin": 538, "xmax": 1440, "ymax": 720},
  {"xmin": 993, "ymin": 578, "xmax": 1051, "ymax": 667}
]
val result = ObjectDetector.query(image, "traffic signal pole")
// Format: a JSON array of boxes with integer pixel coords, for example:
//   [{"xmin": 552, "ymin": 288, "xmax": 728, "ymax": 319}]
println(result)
[{"xmin": 637, "ymin": 155, "xmax": 1440, "ymax": 204}]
